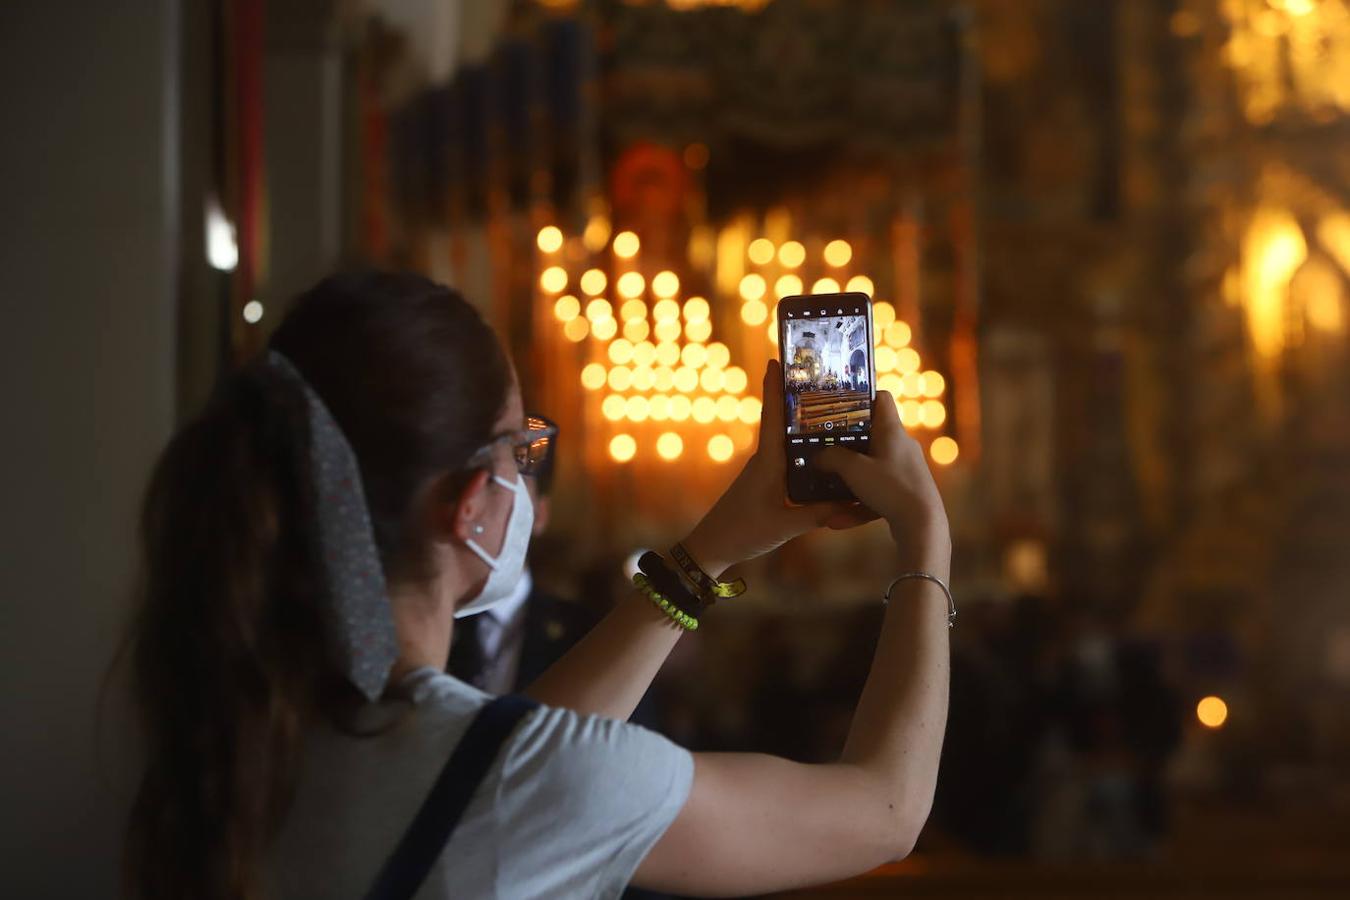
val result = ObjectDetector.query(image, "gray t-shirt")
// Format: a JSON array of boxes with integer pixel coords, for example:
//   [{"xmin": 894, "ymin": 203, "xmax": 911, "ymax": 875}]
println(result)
[{"xmin": 271, "ymin": 668, "xmax": 694, "ymax": 899}]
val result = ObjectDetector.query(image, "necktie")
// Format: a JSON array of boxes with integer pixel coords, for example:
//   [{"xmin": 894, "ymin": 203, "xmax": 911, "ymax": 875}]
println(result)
[{"xmin": 447, "ymin": 614, "xmax": 488, "ymax": 689}]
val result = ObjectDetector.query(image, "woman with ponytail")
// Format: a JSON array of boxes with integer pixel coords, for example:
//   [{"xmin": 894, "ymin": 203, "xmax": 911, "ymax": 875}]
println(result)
[{"xmin": 126, "ymin": 270, "xmax": 954, "ymax": 899}]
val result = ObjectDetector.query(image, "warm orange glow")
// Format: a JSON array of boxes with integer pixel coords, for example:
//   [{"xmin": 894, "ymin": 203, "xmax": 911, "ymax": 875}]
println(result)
[
  {"xmin": 1242, "ymin": 205, "xmax": 1307, "ymax": 359},
  {"xmin": 1318, "ymin": 212, "xmax": 1350, "ymax": 277},
  {"xmin": 684, "ymin": 296, "xmax": 711, "ymax": 322},
  {"xmin": 700, "ymin": 368, "xmax": 726, "ymax": 392},
  {"xmin": 633, "ymin": 341, "xmax": 658, "ymax": 367},
  {"xmin": 1197, "ymin": 696, "xmax": 1228, "ymax": 729},
  {"xmin": 654, "ymin": 319, "xmax": 682, "ymax": 342},
  {"xmin": 553, "ymin": 294, "xmax": 581, "ymax": 322},
  {"xmin": 674, "ymin": 366, "xmax": 699, "ymax": 393},
  {"xmin": 655, "ymin": 341, "xmax": 681, "ymax": 367},
  {"xmin": 715, "ymin": 396, "xmax": 740, "ymax": 421},
  {"xmin": 846, "ymin": 275, "xmax": 874, "ymax": 296},
  {"xmin": 692, "ymin": 396, "xmax": 717, "ymax": 423},
  {"xmin": 540, "ymin": 266, "xmax": 569, "ymax": 293},
  {"xmin": 625, "ymin": 395, "xmax": 651, "ymax": 422},
  {"xmin": 723, "ymin": 366, "xmax": 748, "ymax": 394},
  {"xmin": 602, "ymin": 394, "xmax": 626, "ymax": 421},
  {"xmin": 767, "ymin": 318, "xmax": 778, "ymax": 344},
  {"xmin": 669, "ymin": 395, "xmax": 692, "ymax": 421},
  {"xmin": 824, "ymin": 239, "xmax": 853, "ymax": 267},
  {"xmin": 685, "ymin": 319, "xmax": 712, "ymax": 343},
  {"xmin": 583, "ymin": 214, "xmax": 611, "ymax": 252},
  {"xmin": 632, "ymin": 366, "xmax": 655, "ymax": 391},
  {"xmin": 652, "ymin": 270, "xmax": 681, "ymax": 298},
  {"xmin": 902, "ymin": 372, "xmax": 925, "ymax": 396},
  {"xmin": 884, "ymin": 321, "xmax": 912, "ymax": 348},
  {"xmin": 617, "ymin": 271, "xmax": 646, "ymax": 299},
  {"xmin": 778, "ymin": 240, "xmax": 806, "ymax": 268},
  {"xmin": 657, "ymin": 431, "xmax": 684, "ymax": 460},
  {"xmin": 580, "ymin": 268, "xmax": 607, "ymax": 296},
  {"xmin": 563, "ymin": 317, "xmax": 589, "ymax": 342},
  {"xmin": 922, "ymin": 371, "xmax": 946, "ymax": 397},
  {"xmin": 930, "ymin": 436, "xmax": 959, "ymax": 465},
  {"xmin": 873, "ymin": 301, "xmax": 896, "ymax": 328},
  {"xmin": 708, "ymin": 433, "xmax": 735, "ymax": 462},
  {"xmin": 748, "ymin": 238, "xmax": 776, "ymax": 266},
  {"xmin": 681, "ymin": 343, "xmax": 708, "ymax": 368},
  {"xmin": 899, "ymin": 399, "xmax": 923, "ymax": 427},
  {"xmin": 591, "ymin": 317, "xmax": 617, "ymax": 340},
  {"xmin": 653, "ymin": 366, "xmax": 675, "ymax": 391},
  {"xmin": 738, "ymin": 396, "xmax": 762, "ymax": 424},
  {"xmin": 623, "ymin": 318, "xmax": 651, "ymax": 342},
  {"xmin": 537, "ymin": 225, "xmax": 564, "ymax": 253},
  {"xmin": 649, "ymin": 394, "xmax": 671, "ymax": 420},
  {"xmin": 609, "ymin": 433, "xmax": 637, "ymax": 462},
  {"xmin": 653, "ymin": 298, "xmax": 681, "ymax": 321},
  {"xmin": 580, "ymin": 363, "xmax": 607, "ymax": 390},
  {"xmin": 811, "ymin": 277, "xmax": 841, "ymax": 294},
  {"xmin": 878, "ymin": 373, "xmax": 903, "ymax": 396},
  {"xmin": 741, "ymin": 299, "xmax": 768, "ymax": 325},
  {"xmin": 896, "ymin": 348, "xmax": 921, "ymax": 375},
  {"xmin": 705, "ymin": 342, "xmax": 730, "ymax": 369},
  {"xmin": 613, "ymin": 230, "xmax": 640, "ymax": 258},
  {"xmin": 740, "ymin": 273, "xmax": 768, "ymax": 302},
  {"xmin": 608, "ymin": 366, "xmax": 633, "ymax": 391},
  {"xmin": 875, "ymin": 346, "xmax": 897, "ymax": 373},
  {"xmin": 585, "ymin": 298, "xmax": 613, "ymax": 322},
  {"xmin": 919, "ymin": 400, "xmax": 946, "ymax": 428},
  {"xmin": 683, "ymin": 142, "xmax": 709, "ymax": 169},
  {"xmin": 619, "ymin": 298, "xmax": 647, "ymax": 322},
  {"xmin": 608, "ymin": 338, "xmax": 635, "ymax": 365},
  {"xmin": 775, "ymin": 274, "xmax": 803, "ymax": 298}
]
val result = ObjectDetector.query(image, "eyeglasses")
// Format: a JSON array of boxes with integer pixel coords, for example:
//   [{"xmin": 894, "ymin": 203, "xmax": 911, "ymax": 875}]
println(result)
[{"xmin": 466, "ymin": 414, "xmax": 558, "ymax": 477}]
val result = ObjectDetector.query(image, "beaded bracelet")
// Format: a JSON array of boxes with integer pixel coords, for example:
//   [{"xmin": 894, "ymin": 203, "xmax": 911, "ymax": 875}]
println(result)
[{"xmin": 633, "ymin": 573, "xmax": 700, "ymax": 631}]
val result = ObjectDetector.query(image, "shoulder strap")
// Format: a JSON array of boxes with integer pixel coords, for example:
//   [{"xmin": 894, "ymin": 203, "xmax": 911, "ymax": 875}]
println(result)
[{"xmin": 364, "ymin": 693, "xmax": 540, "ymax": 900}]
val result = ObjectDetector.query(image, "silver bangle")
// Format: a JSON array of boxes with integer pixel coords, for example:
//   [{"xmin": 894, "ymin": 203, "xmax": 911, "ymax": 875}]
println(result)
[{"xmin": 884, "ymin": 573, "xmax": 956, "ymax": 629}]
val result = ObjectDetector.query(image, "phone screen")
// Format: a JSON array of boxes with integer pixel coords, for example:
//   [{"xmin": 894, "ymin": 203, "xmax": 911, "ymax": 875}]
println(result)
[{"xmin": 778, "ymin": 293, "xmax": 874, "ymax": 503}]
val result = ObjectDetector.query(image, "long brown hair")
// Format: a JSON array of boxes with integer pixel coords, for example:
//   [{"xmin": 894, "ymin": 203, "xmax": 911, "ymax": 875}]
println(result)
[{"xmin": 124, "ymin": 271, "xmax": 511, "ymax": 899}]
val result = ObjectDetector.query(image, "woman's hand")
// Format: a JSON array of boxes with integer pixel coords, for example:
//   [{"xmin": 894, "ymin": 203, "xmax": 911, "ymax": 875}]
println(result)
[
  {"xmin": 815, "ymin": 390, "xmax": 951, "ymax": 577},
  {"xmin": 680, "ymin": 360, "xmax": 876, "ymax": 578}
]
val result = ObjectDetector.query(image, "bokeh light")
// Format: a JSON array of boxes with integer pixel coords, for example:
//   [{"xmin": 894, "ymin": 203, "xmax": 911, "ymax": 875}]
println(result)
[
  {"xmin": 554, "ymin": 295, "xmax": 581, "ymax": 321},
  {"xmin": 608, "ymin": 366, "xmax": 634, "ymax": 391},
  {"xmin": 564, "ymin": 317, "xmax": 589, "ymax": 342},
  {"xmin": 674, "ymin": 366, "xmax": 699, "ymax": 393},
  {"xmin": 700, "ymin": 367, "xmax": 725, "ymax": 392},
  {"xmin": 580, "ymin": 268, "xmax": 607, "ymax": 296},
  {"xmin": 738, "ymin": 396, "xmax": 762, "ymax": 424},
  {"xmin": 706, "ymin": 342, "xmax": 730, "ymax": 369},
  {"xmin": 633, "ymin": 341, "xmax": 657, "ymax": 367},
  {"xmin": 824, "ymin": 239, "xmax": 853, "ymax": 267},
  {"xmin": 919, "ymin": 399, "xmax": 946, "ymax": 428},
  {"xmin": 740, "ymin": 273, "xmax": 767, "ymax": 302},
  {"xmin": 591, "ymin": 317, "xmax": 617, "ymax": 340},
  {"xmin": 650, "ymin": 394, "xmax": 671, "ymax": 420},
  {"xmin": 874, "ymin": 300, "xmax": 896, "ymax": 328},
  {"xmin": 625, "ymin": 395, "xmax": 651, "ymax": 422},
  {"xmin": 654, "ymin": 319, "xmax": 682, "ymax": 342},
  {"xmin": 778, "ymin": 240, "xmax": 805, "ymax": 268},
  {"xmin": 617, "ymin": 271, "xmax": 645, "ymax": 298},
  {"xmin": 775, "ymin": 274, "xmax": 803, "ymax": 298},
  {"xmin": 656, "ymin": 341, "xmax": 681, "ymax": 367},
  {"xmin": 741, "ymin": 299, "xmax": 768, "ymax": 325},
  {"xmin": 669, "ymin": 395, "xmax": 692, "ymax": 421},
  {"xmin": 608, "ymin": 338, "xmax": 634, "ymax": 365},
  {"xmin": 685, "ymin": 319, "xmax": 712, "ymax": 342},
  {"xmin": 1197, "ymin": 695, "xmax": 1229, "ymax": 729},
  {"xmin": 602, "ymin": 394, "xmax": 626, "ymax": 421},
  {"xmin": 692, "ymin": 396, "xmax": 717, "ymax": 423},
  {"xmin": 632, "ymin": 366, "xmax": 655, "ymax": 391},
  {"xmin": 609, "ymin": 433, "xmax": 636, "ymax": 462},
  {"xmin": 875, "ymin": 346, "xmax": 898, "ymax": 373},
  {"xmin": 884, "ymin": 321, "xmax": 912, "ymax": 348},
  {"xmin": 900, "ymin": 399, "xmax": 923, "ymax": 427},
  {"xmin": 652, "ymin": 270, "xmax": 680, "ymax": 298},
  {"xmin": 748, "ymin": 238, "xmax": 775, "ymax": 265},
  {"xmin": 715, "ymin": 395, "xmax": 740, "ymax": 421},
  {"xmin": 902, "ymin": 372, "xmax": 925, "ymax": 396},
  {"xmin": 708, "ymin": 433, "xmax": 735, "ymax": 462},
  {"xmin": 623, "ymin": 318, "xmax": 651, "ymax": 342},
  {"xmin": 681, "ymin": 343, "xmax": 708, "ymax": 368},
  {"xmin": 896, "ymin": 347, "xmax": 921, "ymax": 374},
  {"xmin": 581, "ymin": 362, "xmax": 607, "ymax": 390},
  {"xmin": 846, "ymin": 275, "xmax": 874, "ymax": 296},
  {"xmin": 656, "ymin": 431, "xmax": 684, "ymax": 460},
  {"xmin": 922, "ymin": 371, "xmax": 946, "ymax": 397},
  {"xmin": 684, "ymin": 296, "xmax": 711, "ymax": 322},
  {"xmin": 653, "ymin": 298, "xmax": 681, "ymax": 321},
  {"xmin": 653, "ymin": 366, "xmax": 675, "ymax": 391},
  {"xmin": 811, "ymin": 277, "xmax": 840, "ymax": 294},
  {"xmin": 930, "ymin": 436, "xmax": 959, "ymax": 465},
  {"xmin": 613, "ymin": 230, "xmax": 640, "ymax": 258},
  {"xmin": 536, "ymin": 225, "xmax": 563, "ymax": 253},
  {"xmin": 586, "ymin": 298, "xmax": 613, "ymax": 322},
  {"xmin": 540, "ymin": 266, "xmax": 569, "ymax": 293},
  {"xmin": 620, "ymin": 298, "xmax": 648, "ymax": 321},
  {"xmin": 723, "ymin": 366, "xmax": 748, "ymax": 394}
]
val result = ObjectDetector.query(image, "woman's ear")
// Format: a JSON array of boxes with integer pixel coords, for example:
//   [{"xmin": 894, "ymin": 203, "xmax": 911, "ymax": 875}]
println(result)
[{"xmin": 426, "ymin": 469, "xmax": 492, "ymax": 545}]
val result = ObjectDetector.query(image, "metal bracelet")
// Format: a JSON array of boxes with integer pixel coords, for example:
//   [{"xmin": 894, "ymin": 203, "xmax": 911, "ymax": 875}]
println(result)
[{"xmin": 883, "ymin": 573, "xmax": 956, "ymax": 629}]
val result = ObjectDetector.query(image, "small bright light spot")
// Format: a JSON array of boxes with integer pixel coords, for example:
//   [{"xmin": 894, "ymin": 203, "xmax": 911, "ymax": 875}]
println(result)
[
  {"xmin": 654, "ymin": 366, "xmax": 675, "ymax": 391},
  {"xmin": 674, "ymin": 366, "xmax": 700, "ymax": 393},
  {"xmin": 657, "ymin": 431, "xmax": 684, "ymax": 460},
  {"xmin": 700, "ymin": 367, "xmax": 726, "ymax": 392},
  {"xmin": 656, "ymin": 342, "xmax": 681, "ymax": 367},
  {"xmin": 824, "ymin": 239, "xmax": 853, "ymax": 268},
  {"xmin": 540, "ymin": 266, "xmax": 569, "ymax": 294},
  {"xmin": 902, "ymin": 372, "xmax": 925, "ymax": 396},
  {"xmin": 873, "ymin": 301, "xmax": 896, "ymax": 328},
  {"xmin": 811, "ymin": 277, "xmax": 840, "ymax": 294},
  {"xmin": 683, "ymin": 296, "xmax": 711, "ymax": 322},
  {"xmin": 878, "ymin": 373, "xmax": 903, "ymax": 395},
  {"xmin": 602, "ymin": 394, "xmax": 627, "ymax": 421},
  {"xmin": 738, "ymin": 396, "xmax": 762, "ymax": 424},
  {"xmin": 654, "ymin": 319, "xmax": 682, "ymax": 342},
  {"xmin": 242, "ymin": 300, "xmax": 264, "ymax": 324},
  {"xmin": 554, "ymin": 295, "xmax": 581, "ymax": 321},
  {"xmin": 614, "ymin": 230, "xmax": 640, "ymax": 258},
  {"xmin": 708, "ymin": 433, "xmax": 735, "ymax": 462},
  {"xmin": 564, "ymin": 317, "xmax": 590, "ymax": 342},
  {"xmin": 586, "ymin": 298, "xmax": 613, "ymax": 322},
  {"xmin": 692, "ymin": 396, "xmax": 717, "ymax": 423},
  {"xmin": 609, "ymin": 433, "xmax": 637, "ymax": 462},
  {"xmin": 626, "ymin": 395, "xmax": 651, "ymax": 422},
  {"xmin": 900, "ymin": 399, "xmax": 923, "ymax": 427},
  {"xmin": 846, "ymin": 275, "xmax": 874, "ymax": 296},
  {"xmin": 669, "ymin": 395, "xmax": 692, "ymax": 421},
  {"xmin": 617, "ymin": 271, "xmax": 645, "ymax": 298},
  {"xmin": 683, "ymin": 319, "xmax": 710, "ymax": 343},
  {"xmin": 608, "ymin": 338, "xmax": 635, "ymax": 365},
  {"xmin": 741, "ymin": 299, "xmax": 768, "ymax": 325},
  {"xmin": 715, "ymin": 396, "xmax": 740, "ymax": 421},
  {"xmin": 723, "ymin": 366, "xmax": 748, "ymax": 394},
  {"xmin": 767, "ymin": 319, "xmax": 778, "ymax": 344},
  {"xmin": 705, "ymin": 342, "xmax": 730, "ymax": 369},
  {"xmin": 580, "ymin": 268, "xmax": 608, "ymax": 296},
  {"xmin": 1197, "ymin": 695, "xmax": 1228, "ymax": 729},
  {"xmin": 583, "ymin": 215, "xmax": 611, "ymax": 252},
  {"xmin": 653, "ymin": 298, "xmax": 681, "ymax": 322},
  {"xmin": 778, "ymin": 240, "xmax": 806, "ymax": 268},
  {"xmin": 885, "ymin": 321, "xmax": 913, "ymax": 348},
  {"xmin": 623, "ymin": 318, "xmax": 651, "ymax": 342},
  {"xmin": 919, "ymin": 399, "xmax": 946, "ymax": 428},
  {"xmin": 652, "ymin": 270, "xmax": 681, "ymax": 298},
  {"xmin": 581, "ymin": 362, "xmax": 607, "ymax": 390},
  {"xmin": 620, "ymin": 299, "xmax": 648, "ymax": 322},
  {"xmin": 632, "ymin": 366, "xmax": 655, "ymax": 391},
  {"xmin": 591, "ymin": 317, "xmax": 617, "ymax": 340},
  {"xmin": 748, "ymin": 238, "xmax": 776, "ymax": 266},
  {"xmin": 875, "ymin": 346, "xmax": 898, "ymax": 373},
  {"xmin": 681, "ymin": 343, "xmax": 708, "ymax": 369},
  {"xmin": 922, "ymin": 371, "xmax": 946, "ymax": 397},
  {"xmin": 650, "ymin": 394, "xmax": 671, "ymax": 420},
  {"xmin": 206, "ymin": 199, "xmax": 239, "ymax": 271},
  {"xmin": 537, "ymin": 225, "xmax": 564, "ymax": 253},
  {"xmin": 740, "ymin": 273, "xmax": 767, "ymax": 302},
  {"xmin": 930, "ymin": 436, "xmax": 959, "ymax": 465},
  {"xmin": 775, "ymin": 274, "xmax": 803, "ymax": 298},
  {"xmin": 608, "ymin": 366, "xmax": 634, "ymax": 391},
  {"xmin": 633, "ymin": 341, "xmax": 657, "ymax": 367},
  {"xmin": 897, "ymin": 348, "xmax": 921, "ymax": 374}
]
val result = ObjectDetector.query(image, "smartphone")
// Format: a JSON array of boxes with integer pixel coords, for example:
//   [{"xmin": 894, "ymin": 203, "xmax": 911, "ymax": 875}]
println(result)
[{"xmin": 776, "ymin": 292, "xmax": 875, "ymax": 504}]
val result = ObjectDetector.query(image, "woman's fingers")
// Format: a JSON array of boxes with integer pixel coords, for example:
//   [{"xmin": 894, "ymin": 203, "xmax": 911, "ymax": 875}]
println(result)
[{"xmin": 755, "ymin": 359, "xmax": 785, "ymax": 454}]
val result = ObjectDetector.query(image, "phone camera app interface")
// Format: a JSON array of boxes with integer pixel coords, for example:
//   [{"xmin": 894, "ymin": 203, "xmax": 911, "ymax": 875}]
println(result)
[{"xmin": 783, "ymin": 308, "xmax": 872, "ymax": 440}]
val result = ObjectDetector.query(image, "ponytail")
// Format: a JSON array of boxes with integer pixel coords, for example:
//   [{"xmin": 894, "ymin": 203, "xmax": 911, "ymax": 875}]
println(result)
[{"xmin": 125, "ymin": 363, "xmax": 334, "ymax": 900}]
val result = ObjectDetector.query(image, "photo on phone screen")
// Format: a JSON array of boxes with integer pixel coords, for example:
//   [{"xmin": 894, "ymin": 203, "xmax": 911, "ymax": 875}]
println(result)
[{"xmin": 778, "ymin": 293, "xmax": 874, "ymax": 503}]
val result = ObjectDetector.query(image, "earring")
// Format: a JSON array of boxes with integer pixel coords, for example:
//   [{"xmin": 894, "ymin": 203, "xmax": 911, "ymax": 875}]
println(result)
[{"xmin": 473, "ymin": 524, "xmax": 485, "ymax": 535}]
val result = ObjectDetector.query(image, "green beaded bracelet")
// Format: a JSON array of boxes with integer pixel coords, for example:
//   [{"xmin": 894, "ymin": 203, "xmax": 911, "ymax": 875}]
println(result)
[{"xmin": 633, "ymin": 573, "xmax": 700, "ymax": 631}]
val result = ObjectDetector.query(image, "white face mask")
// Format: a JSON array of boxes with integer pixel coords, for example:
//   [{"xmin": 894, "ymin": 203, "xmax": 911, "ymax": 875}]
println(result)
[{"xmin": 456, "ymin": 473, "xmax": 534, "ymax": 618}]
